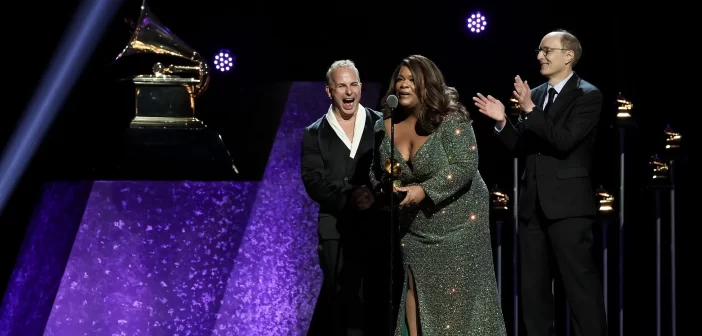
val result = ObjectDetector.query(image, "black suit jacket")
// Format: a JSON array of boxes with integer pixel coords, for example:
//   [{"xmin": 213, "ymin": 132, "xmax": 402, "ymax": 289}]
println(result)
[
  {"xmin": 301, "ymin": 108, "xmax": 383, "ymax": 239},
  {"xmin": 499, "ymin": 73, "xmax": 602, "ymax": 220}
]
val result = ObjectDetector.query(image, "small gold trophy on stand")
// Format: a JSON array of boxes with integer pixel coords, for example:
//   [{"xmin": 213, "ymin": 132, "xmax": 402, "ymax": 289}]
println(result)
[
  {"xmin": 662, "ymin": 124, "xmax": 682, "ymax": 186},
  {"xmin": 596, "ymin": 185, "xmax": 614, "ymax": 213},
  {"xmin": 649, "ymin": 154, "xmax": 670, "ymax": 182},
  {"xmin": 616, "ymin": 92, "xmax": 633, "ymax": 119},
  {"xmin": 490, "ymin": 184, "xmax": 510, "ymax": 211},
  {"xmin": 664, "ymin": 125, "xmax": 682, "ymax": 150}
]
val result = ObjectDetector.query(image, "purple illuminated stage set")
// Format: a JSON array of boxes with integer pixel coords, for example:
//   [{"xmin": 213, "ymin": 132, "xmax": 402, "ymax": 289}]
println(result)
[{"xmin": 0, "ymin": 82, "xmax": 381, "ymax": 335}]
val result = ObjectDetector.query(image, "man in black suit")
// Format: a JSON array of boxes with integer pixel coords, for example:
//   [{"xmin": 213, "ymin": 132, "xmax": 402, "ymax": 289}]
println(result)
[
  {"xmin": 301, "ymin": 60, "xmax": 383, "ymax": 336},
  {"xmin": 474, "ymin": 30, "xmax": 607, "ymax": 336}
]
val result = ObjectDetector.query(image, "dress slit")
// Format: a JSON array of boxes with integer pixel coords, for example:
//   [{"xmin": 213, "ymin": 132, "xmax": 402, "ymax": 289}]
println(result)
[{"xmin": 401, "ymin": 265, "xmax": 422, "ymax": 336}]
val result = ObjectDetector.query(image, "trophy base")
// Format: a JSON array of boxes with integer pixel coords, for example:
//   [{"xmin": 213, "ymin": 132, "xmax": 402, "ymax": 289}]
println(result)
[
  {"xmin": 132, "ymin": 80, "xmax": 201, "ymax": 129},
  {"xmin": 130, "ymin": 116, "xmax": 206, "ymax": 129},
  {"xmin": 116, "ymin": 127, "xmax": 239, "ymax": 181}
]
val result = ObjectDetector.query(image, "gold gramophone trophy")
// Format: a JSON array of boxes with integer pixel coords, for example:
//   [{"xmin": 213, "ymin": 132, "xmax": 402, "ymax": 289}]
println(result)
[
  {"xmin": 615, "ymin": 92, "xmax": 638, "ymax": 128},
  {"xmin": 649, "ymin": 154, "xmax": 670, "ymax": 182},
  {"xmin": 382, "ymin": 157, "xmax": 406, "ymax": 203},
  {"xmin": 616, "ymin": 92, "xmax": 633, "ymax": 119},
  {"xmin": 596, "ymin": 185, "xmax": 614, "ymax": 213},
  {"xmin": 490, "ymin": 184, "xmax": 510, "ymax": 211},
  {"xmin": 114, "ymin": 0, "xmax": 210, "ymax": 129},
  {"xmin": 664, "ymin": 124, "xmax": 682, "ymax": 150},
  {"xmin": 113, "ymin": 1, "xmax": 238, "ymax": 179},
  {"xmin": 662, "ymin": 124, "xmax": 682, "ymax": 186},
  {"xmin": 509, "ymin": 97, "xmax": 521, "ymax": 118}
]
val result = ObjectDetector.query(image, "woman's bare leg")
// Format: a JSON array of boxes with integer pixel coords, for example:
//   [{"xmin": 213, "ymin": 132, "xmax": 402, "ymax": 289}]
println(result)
[{"xmin": 406, "ymin": 269, "xmax": 418, "ymax": 336}]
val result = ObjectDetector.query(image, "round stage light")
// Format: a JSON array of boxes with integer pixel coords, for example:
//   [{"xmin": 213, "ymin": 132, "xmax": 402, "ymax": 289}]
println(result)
[
  {"xmin": 467, "ymin": 12, "xmax": 487, "ymax": 33},
  {"xmin": 214, "ymin": 50, "xmax": 235, "ymax": 72}
]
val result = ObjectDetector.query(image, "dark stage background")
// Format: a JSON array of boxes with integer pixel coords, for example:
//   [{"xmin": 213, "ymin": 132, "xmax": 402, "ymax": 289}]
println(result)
[{"xmin": 0, "ymin": 0, "xmax": 692, "ymax": 335}]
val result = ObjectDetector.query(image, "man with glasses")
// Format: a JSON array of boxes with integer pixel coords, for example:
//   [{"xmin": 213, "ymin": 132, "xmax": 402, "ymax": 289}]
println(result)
[{"xmin": 473, "ymin": 30, "xmax": 606, "ymax": 336}]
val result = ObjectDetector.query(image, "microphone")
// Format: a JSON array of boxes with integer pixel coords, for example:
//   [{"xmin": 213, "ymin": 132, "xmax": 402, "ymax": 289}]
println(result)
[
  {"xmin": 386, "ymin": 94, "xmax": 398, "ymax": 109},
  {"xmin": 384, "ymin": 95, "xmax": 398, "ymax": 119}
]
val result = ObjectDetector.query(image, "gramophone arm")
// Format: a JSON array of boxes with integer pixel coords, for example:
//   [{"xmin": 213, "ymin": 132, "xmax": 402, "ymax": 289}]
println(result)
[
  {"xmin": 168, "ymin": 65, "xmax": 200, "ymax": 72},
  {"xmin": 163, "ymin": 62, "xmax": 210, "ymax": 97}
]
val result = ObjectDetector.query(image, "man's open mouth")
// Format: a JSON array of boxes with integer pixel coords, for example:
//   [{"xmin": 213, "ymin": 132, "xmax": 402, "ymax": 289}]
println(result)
[{"xmin": 342, "ymin": 98, "xmax": 355, "ymax": 109}]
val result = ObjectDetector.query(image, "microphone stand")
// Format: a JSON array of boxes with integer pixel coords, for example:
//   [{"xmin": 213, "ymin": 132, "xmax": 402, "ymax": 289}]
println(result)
[
  {"xmin": 388, "ymin": 107, "xmax": 397, "ymax": 335},
  {"xmin": 382, "ymin": 95, "xmax": 401, "ymax": 334}
]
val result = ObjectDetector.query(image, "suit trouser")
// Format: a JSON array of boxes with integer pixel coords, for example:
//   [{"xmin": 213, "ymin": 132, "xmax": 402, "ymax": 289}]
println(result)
[
  {"xmin": 308, "ymin": 238, "xmax": 365, "ymax": 336},
  {"xmin": 519, "ymin": 200, "xmax": 607, "ymax": 336}
]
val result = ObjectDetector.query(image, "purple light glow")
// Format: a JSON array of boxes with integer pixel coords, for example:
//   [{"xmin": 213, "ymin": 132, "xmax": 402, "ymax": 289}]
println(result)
[{"xmin": 0, "ymin": 82, "xmax": 380, "ymax": 335}]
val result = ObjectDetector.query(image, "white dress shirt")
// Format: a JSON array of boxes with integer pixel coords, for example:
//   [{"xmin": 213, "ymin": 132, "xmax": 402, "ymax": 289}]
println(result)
[{"xmin": 325, "ymin": 104, "xmax": 367, "ymax": 159}]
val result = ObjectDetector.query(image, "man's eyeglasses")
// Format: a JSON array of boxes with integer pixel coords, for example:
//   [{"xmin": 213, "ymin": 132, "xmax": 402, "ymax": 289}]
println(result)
[{"xmin": 535, "ymin": 47, "xmax": 569, "ymax": 56}]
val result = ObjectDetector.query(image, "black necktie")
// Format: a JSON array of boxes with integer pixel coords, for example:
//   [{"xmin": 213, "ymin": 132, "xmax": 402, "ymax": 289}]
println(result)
[{"xmin": 543, "ymin": 88, "xmax": 557, "ymax": 115}]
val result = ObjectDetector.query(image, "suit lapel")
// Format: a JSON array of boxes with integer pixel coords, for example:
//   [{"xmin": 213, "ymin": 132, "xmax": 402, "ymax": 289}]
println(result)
[
  {"xmin": 548, "ymin": 74, "xmax": 581, "ymax": 118},
  {"xmin": 345, "ymin": 109, "xmax": 375, "ymax": 173},
  {"xmin": 532, "ymin": 84, "xmax": 547, "ymax": 111},
  {"xmin": 319, "ymin": 117, "xmax": 350, "ymax": 164},
  {"xmin": 360, "ymin": 110, "xmax": 376, "ymax": 155}
]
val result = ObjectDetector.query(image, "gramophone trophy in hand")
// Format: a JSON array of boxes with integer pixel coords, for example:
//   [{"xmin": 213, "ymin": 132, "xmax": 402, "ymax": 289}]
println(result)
[
  {"xmin": 378, "ymin": 94, "xmax": 406, "ymax": 208},
  {"xmin": 381, "ymin": 157, "xmax": 407, "ymax": 205}
]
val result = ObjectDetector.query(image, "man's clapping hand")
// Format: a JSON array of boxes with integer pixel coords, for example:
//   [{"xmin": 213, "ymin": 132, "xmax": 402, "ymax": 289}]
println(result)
[{"xmin": 512, "ymin": 75, "xmax": 535, "ymax": 113}]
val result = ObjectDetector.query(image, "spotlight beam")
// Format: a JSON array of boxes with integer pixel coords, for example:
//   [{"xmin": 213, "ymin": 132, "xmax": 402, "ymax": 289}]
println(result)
[{"xmin": 0, "ymin": 0, "xmax": 125, "ymax": 215}]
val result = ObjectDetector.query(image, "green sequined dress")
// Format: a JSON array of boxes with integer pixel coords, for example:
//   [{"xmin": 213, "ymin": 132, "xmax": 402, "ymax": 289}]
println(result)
[{"xmin": 370, "ymin": 113, "xmax": 506, "ymax": 335}]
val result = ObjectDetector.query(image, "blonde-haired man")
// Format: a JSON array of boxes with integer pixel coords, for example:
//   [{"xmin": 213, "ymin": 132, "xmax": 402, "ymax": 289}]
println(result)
[{"xmin": 302, "ymin": 60, "xmax": 382, "ymax": 336}]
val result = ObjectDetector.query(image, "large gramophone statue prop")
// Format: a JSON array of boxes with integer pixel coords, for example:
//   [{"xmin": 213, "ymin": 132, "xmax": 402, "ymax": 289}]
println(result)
[
  {"xmin": 115, "ymin": 0, "xmax": 210, "ymax": 128},
  {"xmin": 114, "ymin": 0, "xmax": 237, "ymax": 179}
]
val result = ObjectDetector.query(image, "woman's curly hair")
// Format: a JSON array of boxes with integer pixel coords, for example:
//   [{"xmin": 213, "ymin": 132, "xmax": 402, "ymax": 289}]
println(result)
[{"xmin": 381, "ymin": 55, "xmax": 470, "ymax": 134}]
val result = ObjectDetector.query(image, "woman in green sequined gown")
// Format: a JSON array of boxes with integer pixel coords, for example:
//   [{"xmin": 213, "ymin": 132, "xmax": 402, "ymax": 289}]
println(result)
[{"xmin": 370, "ymin": 55, "xmax": 506, "ymax": 335}]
